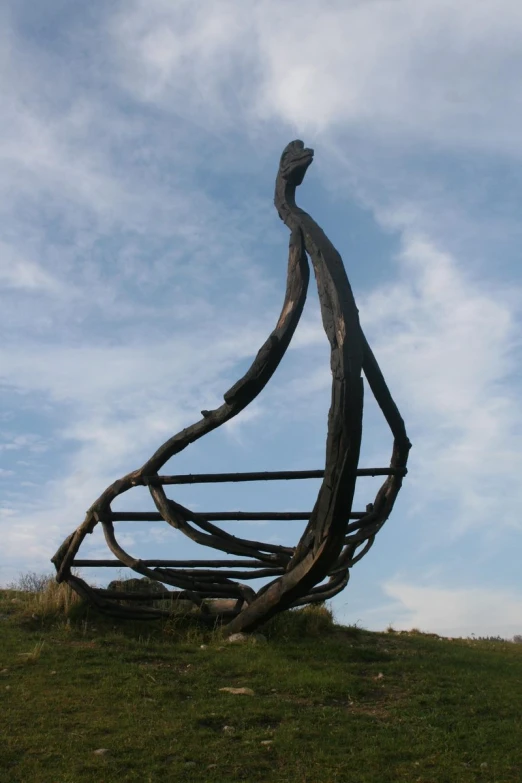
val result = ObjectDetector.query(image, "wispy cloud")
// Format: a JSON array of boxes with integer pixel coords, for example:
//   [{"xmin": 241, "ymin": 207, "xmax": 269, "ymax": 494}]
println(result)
[
  {"xmin": 362, "ymin": 230, "xmax": 522, "ymax": 535},
  {"xmin": 108, "ymin": 0, "xmax": 522, "ymax": 156},
  {"xmin": 0, "ymin": 243, "xmax": 66, "ymax": 293}
]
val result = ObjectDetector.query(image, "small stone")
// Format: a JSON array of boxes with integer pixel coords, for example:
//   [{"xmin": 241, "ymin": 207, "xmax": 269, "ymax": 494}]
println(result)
[
  {"xmin": 5, "ymin": 685, "xmax": 11, "ymax": 690},
  {"xmin": 374, "ymin": 672, "xmax": 384, "ymax": 680},
  {"xmin": 223, "ymin": 725, "xmax": 235, "ymax": 733},
  {"xmin": 260, "ymin": 740, "xmax": 273, "ymax": 746},
  {"xmin": 10, "ymin": 598, "xmax": 18, "ymax": 603},
  {"xmin": 480, "ymin": 763, "xmax": 488, "ymax": 769},
  {"xmin": 227, "ymin": 632, "xmax": 267, "ymax": 644},
  {"xmin": 207, "ymin": 764, "xmax": 218, "ymax": 769},
  {"xmin": 0, "ymin": 669, "xmax": 8, "ymax": 674},
  {"xmin": 219, "ymin": 687, "xmax": 255, "ymax": 696},
  {"xmin": 50, "ymin": 670, "xmax": 57, "ymax": 675},
  {"xmin": 200, "ymin": 644, "xmax": 207, "ymax": 649},
  {"xmin": 227, "ymin": 633, "xmax": 249, "ymax": 644},
  {"xmin": 93, "ymin": 748, "xmax": 110, "ymax": 756}
]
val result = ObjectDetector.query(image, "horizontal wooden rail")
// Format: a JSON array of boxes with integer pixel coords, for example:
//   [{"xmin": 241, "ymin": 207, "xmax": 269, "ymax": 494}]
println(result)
[
  {"xmin": 101, "ymin": 510, "xmax": 367, "ymax": 522},
  {"xmin": 146, "ymin": 467, "xmax": 406, "ymax": 485},
  {"xmin": 72, "ymin": 559, "xmax": 283, "ymax": 568}
]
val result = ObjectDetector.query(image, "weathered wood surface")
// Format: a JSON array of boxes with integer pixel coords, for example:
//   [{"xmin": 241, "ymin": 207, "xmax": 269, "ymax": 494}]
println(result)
[
  {"xmin": 52, "ymin": 141, "xmax": 410, "ymax": 629},
  {"xmin": 95, "ymin": 511, "xmax": 368, "ymax": 522},
  {"xmin": 130, "ymin": 467, "xmax": 405, "ymax": 485}
]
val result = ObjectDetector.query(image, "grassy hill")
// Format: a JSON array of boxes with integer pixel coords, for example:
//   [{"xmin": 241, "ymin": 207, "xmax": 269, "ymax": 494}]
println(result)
[{"xmin": 1, "ymin": 579, "xmax": 521, "ymax": 783}]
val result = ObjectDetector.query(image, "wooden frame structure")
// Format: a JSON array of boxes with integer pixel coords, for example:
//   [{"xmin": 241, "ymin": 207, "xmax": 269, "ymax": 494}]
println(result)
[{"xmin": 52, "ymin": 141, "xmax": 411, "ymax": 633}]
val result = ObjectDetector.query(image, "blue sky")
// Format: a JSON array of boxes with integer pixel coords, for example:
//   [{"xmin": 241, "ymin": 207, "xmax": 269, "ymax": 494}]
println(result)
[{"xmin": 1, "ymin": 0, "xmax": 521, "ymax": 638}]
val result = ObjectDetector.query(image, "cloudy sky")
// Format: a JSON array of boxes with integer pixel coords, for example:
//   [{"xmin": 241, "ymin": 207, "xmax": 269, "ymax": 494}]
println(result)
[{"xmin": 1, "ymin": 0, "xmax": 521, "ymax": 639}]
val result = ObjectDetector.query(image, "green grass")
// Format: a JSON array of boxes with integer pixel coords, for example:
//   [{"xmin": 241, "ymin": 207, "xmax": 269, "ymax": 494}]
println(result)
[{"xmin": 1, "ymin": 585, "xmax": 521, "ymax": 783}]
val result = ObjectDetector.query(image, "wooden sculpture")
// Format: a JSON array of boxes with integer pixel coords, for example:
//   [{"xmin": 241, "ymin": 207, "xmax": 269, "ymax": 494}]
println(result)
[{"xmin": 52, "ymin": 141, "xmax": 411, "ymax": 632}]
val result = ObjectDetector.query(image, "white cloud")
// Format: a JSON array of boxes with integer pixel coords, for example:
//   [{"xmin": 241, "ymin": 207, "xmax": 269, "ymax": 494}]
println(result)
[
  {"xmin": 253, "ymin": 0, "xmax": 522, "ymax": 150},
  {"xmin": 360, "ymin": 230, "xmax": 522, "ymax": 535},
  {"xmin": 0, "ymin": 243, "xmax": 66, "ymax": 293},
  {"xmin": 110, "ymin": 0, "xmax": 253, "ymax": 117},
  {"xmin": 109, "ymin": 0, "xmax": 522, "ymax": 156},
  {"xmin": 0, "ymin": 434, "xmax": 48, "ymax": 453},
  {"xmin": 381, "ymin": 580, "xmax": 522, "ymax": 639}
]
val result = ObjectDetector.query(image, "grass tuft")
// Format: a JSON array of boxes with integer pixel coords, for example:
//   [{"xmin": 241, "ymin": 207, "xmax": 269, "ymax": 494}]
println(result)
[
  {"xmin": 30, "ymin": 578, "xmax": 82, "ymax": 619},
  {"xmin": 17, "ymin": 640, "xmax": 45, "ymax": 664},
  {"xmin": 7, "ymin": 571, "xmax": 85, "ymax": 623},
  {"xmin": 264, "ymin": 602, "xmax": 336, "ymax": 640}
]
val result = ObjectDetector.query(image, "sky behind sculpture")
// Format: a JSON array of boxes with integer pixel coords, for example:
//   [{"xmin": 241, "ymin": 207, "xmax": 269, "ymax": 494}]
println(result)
[{"xmin": 1, "ymin": 0, "xmax": 521, "ymax": 638}]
